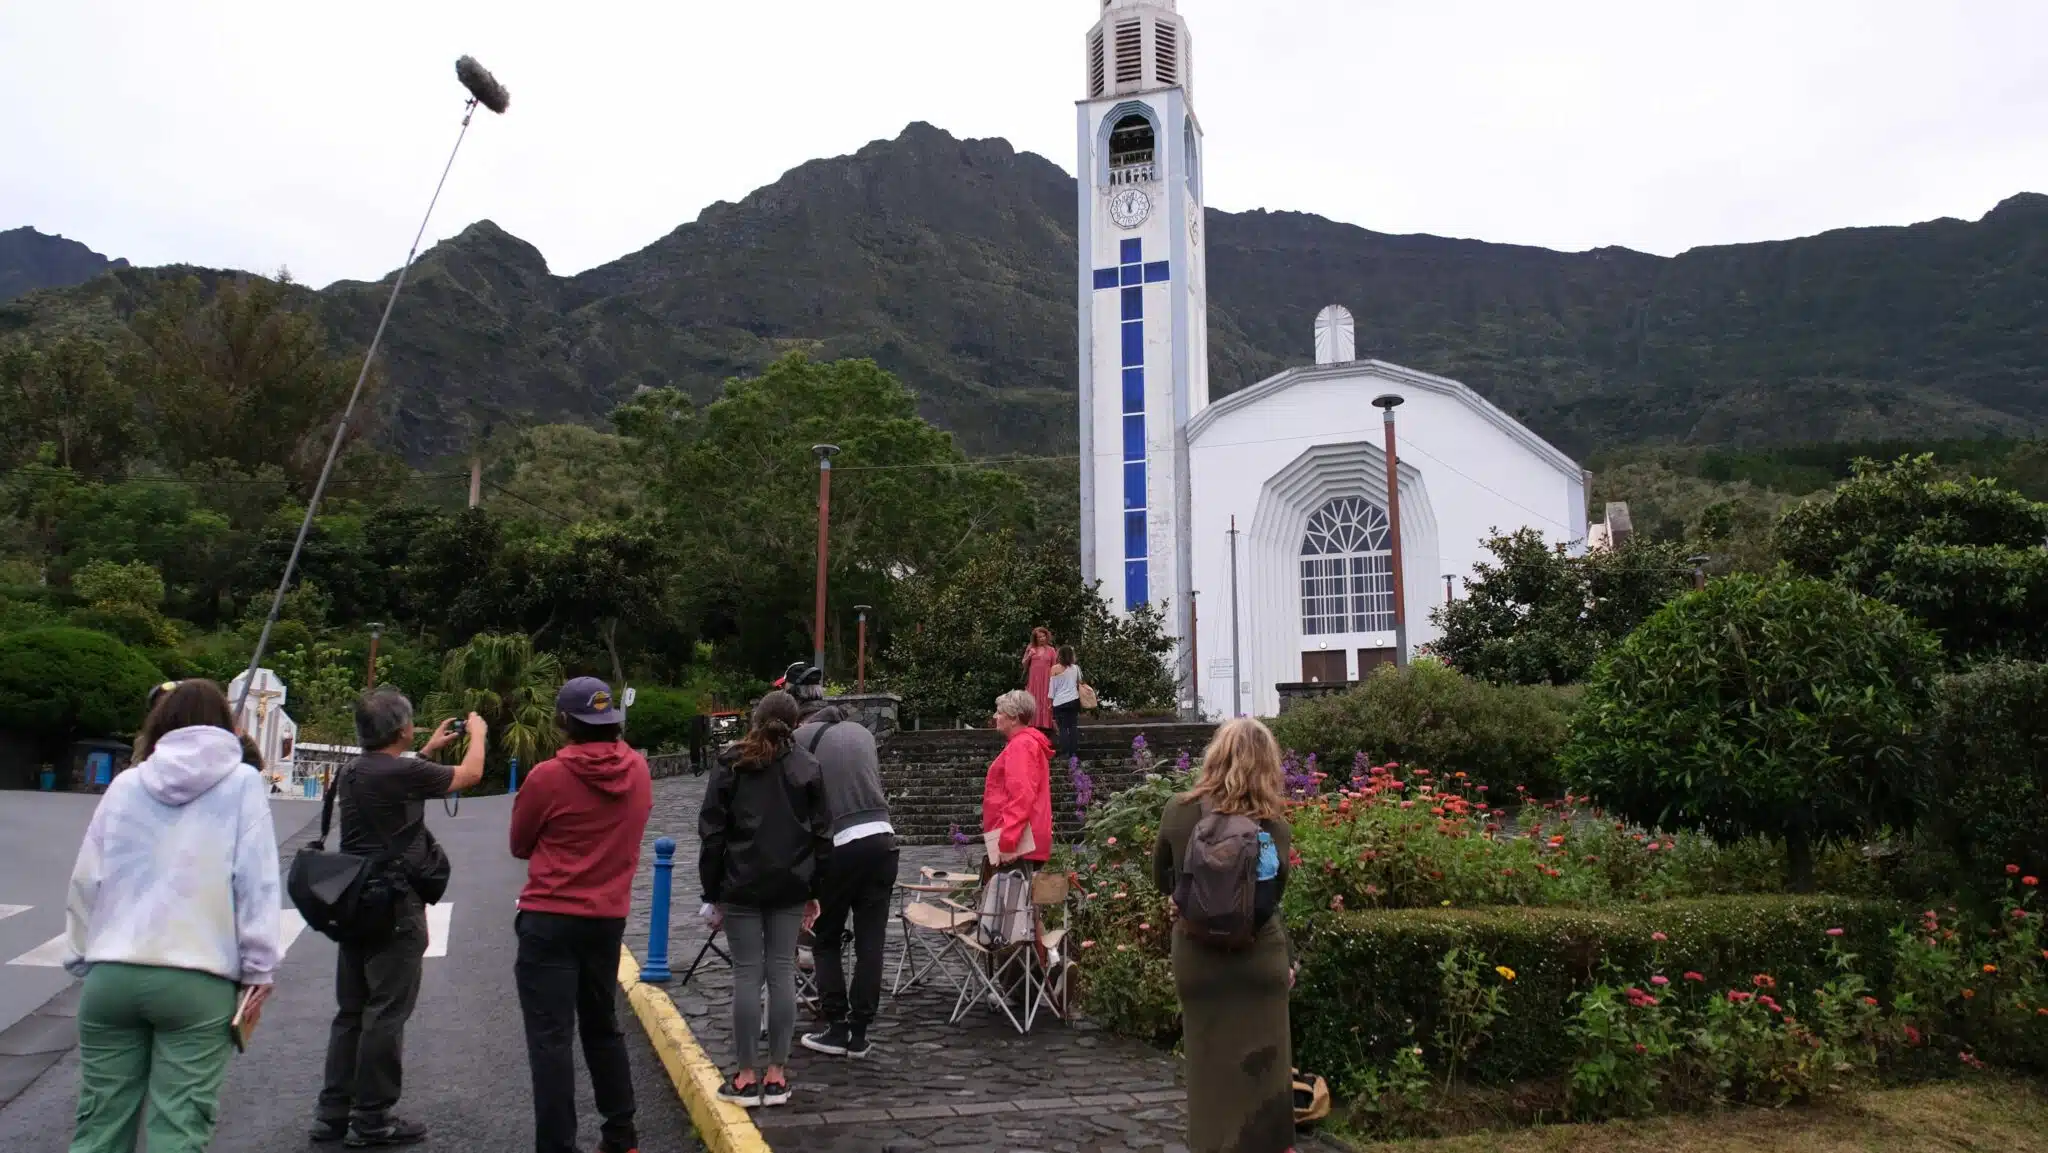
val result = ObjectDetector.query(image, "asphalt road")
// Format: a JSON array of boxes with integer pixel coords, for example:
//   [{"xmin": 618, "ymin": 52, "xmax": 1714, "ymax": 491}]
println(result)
[{"xmin": 0, "ymin": 791, "xmax": 696, "ymax": 1152}]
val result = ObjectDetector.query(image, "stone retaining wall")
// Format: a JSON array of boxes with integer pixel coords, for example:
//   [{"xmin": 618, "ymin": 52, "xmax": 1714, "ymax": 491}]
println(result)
[{"xmin": 878, "ymin": 722, "xmax": 1217, "ymax": 845}]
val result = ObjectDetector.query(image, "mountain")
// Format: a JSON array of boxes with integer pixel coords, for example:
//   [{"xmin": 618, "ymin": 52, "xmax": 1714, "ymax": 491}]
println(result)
[
  {"xmin": 0, "ymin": 227, "xmax": 128, "ymax": 302},
  {"xmin": 4, "ymin": 123, "xmax": 2045, "ymax": 462}
]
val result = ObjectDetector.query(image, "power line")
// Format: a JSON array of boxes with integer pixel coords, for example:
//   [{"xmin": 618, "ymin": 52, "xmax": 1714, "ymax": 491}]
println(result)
[{"xmin": 484, "ymin": 481, "xmax": 576, "ymax": 524}]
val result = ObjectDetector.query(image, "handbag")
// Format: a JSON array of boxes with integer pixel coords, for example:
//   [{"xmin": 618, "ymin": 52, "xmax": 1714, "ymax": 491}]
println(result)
[{"xmin": 1077, "ymin": 682, "xmax": 1099, "ymax": 710}]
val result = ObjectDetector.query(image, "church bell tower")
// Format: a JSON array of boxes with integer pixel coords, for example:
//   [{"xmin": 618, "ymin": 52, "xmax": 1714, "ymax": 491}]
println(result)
[{"xmin": 1077, "ymin": 0, "xmax": 1209, "ymax": 701}]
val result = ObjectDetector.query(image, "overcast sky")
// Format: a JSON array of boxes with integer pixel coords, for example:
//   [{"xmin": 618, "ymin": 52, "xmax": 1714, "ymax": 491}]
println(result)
[{"xmin": 3, "ymin": 1, "xmax": 2042, "ymax": 289}]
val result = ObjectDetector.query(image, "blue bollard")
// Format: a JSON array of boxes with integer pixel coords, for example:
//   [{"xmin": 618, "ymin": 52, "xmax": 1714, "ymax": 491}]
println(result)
[
  {"xmin": 641, "ymin": 836, "xmax": 675, "ymax": 982},
  {"xmin": 508, "ymin": 757, "xmax": 520, "ymax": 795}
]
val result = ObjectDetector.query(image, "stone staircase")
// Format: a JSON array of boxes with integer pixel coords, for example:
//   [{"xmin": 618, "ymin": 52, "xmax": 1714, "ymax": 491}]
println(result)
[{"xmin": 878, "ymin": 722, "xmax": 1217, "ymax": 845}]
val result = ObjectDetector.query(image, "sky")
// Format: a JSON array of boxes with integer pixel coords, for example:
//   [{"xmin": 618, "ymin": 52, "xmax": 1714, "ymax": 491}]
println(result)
[{"xmin": 2, "ymin": 0, "xmax": 2043, "ymax": 289}]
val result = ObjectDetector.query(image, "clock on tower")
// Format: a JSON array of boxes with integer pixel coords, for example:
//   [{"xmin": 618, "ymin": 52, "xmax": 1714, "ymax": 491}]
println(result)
[{"xmin": 1076, "ymin": 0, "xmax": 1210, "ymax": 710}]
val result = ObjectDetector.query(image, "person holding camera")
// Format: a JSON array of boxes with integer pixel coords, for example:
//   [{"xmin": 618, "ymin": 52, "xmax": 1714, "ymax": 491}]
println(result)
[
  {"xmin": 509, "ymin": 678, "xmax": 654, "ymax": 1153},
  {"xmin": 311, "ymin": 691, "xmax": 485, "ymax": 1147}
]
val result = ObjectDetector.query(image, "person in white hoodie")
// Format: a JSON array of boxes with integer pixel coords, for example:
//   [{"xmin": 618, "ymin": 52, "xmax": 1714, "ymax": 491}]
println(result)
[{"xmin": 63, "ymin": 678, "xmax": 282, "ymax": 1153}]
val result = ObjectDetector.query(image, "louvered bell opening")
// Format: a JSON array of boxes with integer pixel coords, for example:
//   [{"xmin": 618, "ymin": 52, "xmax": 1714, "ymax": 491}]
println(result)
[
  {"xmin": 1155, "ymin": 20, "xmax": 1178, "ymax": 87},
  {"xmin": 1114, "ymin": 19, "xmax": 1143, "ymax": 86},
  {"xmin": 1089, "ymin": 28, "xmax": 1107, "ymax": 97}
]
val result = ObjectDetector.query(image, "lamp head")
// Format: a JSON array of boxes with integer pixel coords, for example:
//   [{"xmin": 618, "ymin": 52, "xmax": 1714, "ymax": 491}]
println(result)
[{"xmin": 1371, "ymin": 394, "xmax": 1405, "ymax": 411}]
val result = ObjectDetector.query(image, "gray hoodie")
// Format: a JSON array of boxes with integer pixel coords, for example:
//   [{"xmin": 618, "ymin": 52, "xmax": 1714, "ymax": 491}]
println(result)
[
  {"xmin": 792, "ymin": 712, "xmax": 892, "ymax": 841},
  {"xmin": 64, "ymin": 725, "xmax": 282, "ymax": 984}
]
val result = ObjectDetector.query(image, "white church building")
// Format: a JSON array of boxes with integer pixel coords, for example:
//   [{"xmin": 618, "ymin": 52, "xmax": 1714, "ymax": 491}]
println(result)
[{"xmin": 1073, "ymin": 0, "xmax": 1589, "ymax": 718}]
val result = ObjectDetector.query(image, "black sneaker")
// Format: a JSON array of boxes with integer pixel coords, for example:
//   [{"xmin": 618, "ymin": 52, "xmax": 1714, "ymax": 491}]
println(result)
[
  {"xmin": 760, "ymin": 1076, "xmax": 792, "ymax": 1107},
  {"xmin": 345, "ymin": 1116, "xmax": 428, "ymax": 1147},
  {"xmin": 802, "ymin": 1022, "xmax": 873, "ymax": 1058},
  {"xmin": 715, "ymin": 1073, "xmax": 762, "ymax": 1108},
  {"xmin": 309, "ymin": 1118, "xmax": 349, "ymax": 1143}
]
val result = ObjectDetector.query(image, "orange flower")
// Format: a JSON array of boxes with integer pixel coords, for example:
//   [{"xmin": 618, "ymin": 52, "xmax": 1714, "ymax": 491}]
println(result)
[
  {"xmin": 1983, "ymin": 964, "xmax": 1999, "ymax": 974},
  {"xmin": 1752, "ymin": 974, "xmax": 1777, "ymax": 989},
  {"xmin": 1963, "ymin": 989, "xmax": 1977, "ymax": 1000}
]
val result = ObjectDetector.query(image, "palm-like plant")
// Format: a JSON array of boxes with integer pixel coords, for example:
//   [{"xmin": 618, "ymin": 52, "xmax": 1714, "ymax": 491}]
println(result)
[{"xmin": 422, "ymin": 633, "xmax": 563, "ymax": 772}]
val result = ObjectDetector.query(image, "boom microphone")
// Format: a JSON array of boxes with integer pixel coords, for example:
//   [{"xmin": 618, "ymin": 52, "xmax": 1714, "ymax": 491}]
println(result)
[
  {"xmin": 455, "ymin": 56, "xmax": 510, "ymax": 114},
  {"xmin": 236, "ymin": 57, "xmax": 512, "ymax": 721}
]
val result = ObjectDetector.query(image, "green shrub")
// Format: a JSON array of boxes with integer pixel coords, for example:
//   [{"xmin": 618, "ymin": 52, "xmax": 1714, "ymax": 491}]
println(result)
[
  {"xmin": 0, "ymin": 627, "xmax": 165, "ymax": 744},
  {"xmin": 624, "ymin": 684, "xmax": 708, "ymax": 753},
  {"xmin": 1292, "ymin": 896, "xmax": 1900, "ymax": 1089},
  {"xmin": 1267, "ymin": 662, "xmax": 1578, "ymax": 796},
  {"xmin": 1922, "ymin": 660, "xmax": 2048, "ymax": 887},
  {"xmin": 1563, "ymin": 574, "xmax": 1941, "ymax": 890}
]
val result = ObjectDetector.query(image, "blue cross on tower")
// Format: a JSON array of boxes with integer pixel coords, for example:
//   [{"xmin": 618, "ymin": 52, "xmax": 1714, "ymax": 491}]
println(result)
[{"xmin": 1093, "ymin": 238, "xmax": 1169, "ymax": 611}]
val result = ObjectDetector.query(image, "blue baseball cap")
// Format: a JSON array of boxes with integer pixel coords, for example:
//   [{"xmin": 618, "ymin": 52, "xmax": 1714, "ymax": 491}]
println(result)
[{"xmin": 557, "ymin": 677, "xmax": 623, "ymax": 724}]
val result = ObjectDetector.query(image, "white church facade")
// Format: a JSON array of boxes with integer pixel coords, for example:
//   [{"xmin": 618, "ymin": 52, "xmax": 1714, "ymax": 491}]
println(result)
[{"xmin": 1073, "ymin": 0, "xmax": 1588, "ymax": 719}]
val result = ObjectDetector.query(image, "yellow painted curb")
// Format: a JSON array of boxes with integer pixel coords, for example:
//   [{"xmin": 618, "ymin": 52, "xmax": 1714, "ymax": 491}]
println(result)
[{"xmin": 618, "ymin": 945, "xmax": 773, "ymax": 1153}]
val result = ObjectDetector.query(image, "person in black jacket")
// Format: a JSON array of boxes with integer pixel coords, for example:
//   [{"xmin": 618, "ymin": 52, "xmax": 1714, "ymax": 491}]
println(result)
[{"xmin": 696, "ymin": 691, "xmax": 829, "ymax": 1109}]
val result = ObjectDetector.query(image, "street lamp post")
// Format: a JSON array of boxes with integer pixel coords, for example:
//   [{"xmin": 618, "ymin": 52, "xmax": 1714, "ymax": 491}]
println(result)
[
  {"xmin": 854, "ymin": 605, "xmax": 872, "ymax": 694},
  {"xmin": 1227, "ymin": 516, "xmax": 1243, "ymax": 718},
  {"xmin": 812, "ymin": 444, "xmax": 840, "ymax": 674},
  {"xmin": 367, "ymin": 622, "xmax": 383, "ymax": 689},
  {"xmin": 1372, "ymin": 395, "xmax": 1408, "ymax": 668},
  {"xmin": 1442, "ymin": 574, "xmax": 1456, "ymax": 604}
]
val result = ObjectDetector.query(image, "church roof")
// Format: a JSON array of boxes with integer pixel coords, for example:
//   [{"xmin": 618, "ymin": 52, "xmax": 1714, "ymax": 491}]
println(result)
[{"xmin": 1187, "ymin": 359, "xmax": 1583, "ymax": 481}]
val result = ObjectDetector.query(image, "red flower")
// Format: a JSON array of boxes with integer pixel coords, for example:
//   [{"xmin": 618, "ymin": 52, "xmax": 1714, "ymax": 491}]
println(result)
[
  {"xmin": 1633, "ymin": 1043, "xmax": 1647, "ymax": 1054},
  {"xmin": 2008, "ymin": 864, "xmax": 2022, "ymax": 875},
  {"xmin": 1826, "ymin": 928, "xmax": 1844, "ymax": 937},
  {"xmin": 1683, "ymin": 971, "xmax": 1704, "ymax": 983},
  {"xmin": 1650, "ymin": 975, "xmax": 1670, "ymax": 987},
  {"xmin": 2026, "ymin": 876, "xmax": 2040, "ymax": 887},
  {"xmin": 1904, "ymin": 1025, "xmax": 1923, "ymax": 1045},
  {"xmin": 1752, "ymin": 974, "xmax": 1777, "ymax": 989},
  {"xmin": 1727, "ymin": 990, "xmax": 1753, "ymax": 1003},
  {"xmin": 1863, "ymin": 997, "xmax": 1879, "ymax": 1006}
]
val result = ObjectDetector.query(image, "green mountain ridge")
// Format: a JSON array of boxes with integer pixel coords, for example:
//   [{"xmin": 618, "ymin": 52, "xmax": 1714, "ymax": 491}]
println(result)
[{"xmin": 5, "ymin": 122, "xmax": 2044, "ymax": 463}]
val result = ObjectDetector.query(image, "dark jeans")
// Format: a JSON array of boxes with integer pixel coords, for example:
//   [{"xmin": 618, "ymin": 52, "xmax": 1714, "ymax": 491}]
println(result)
[
  {"xmin": 812, "ymin": 833, "xmax": 900, "ymax": 1029},
  {"xmin": 318, "ymin": 900, "xmax": 427, "ymax": 1125},
  {"xmin": 1053, "ymin": 701, "xmax": 1081, "ymax": 765},
  {"xmin": 515, "ymin": 911, "xmax": 637, "ymax": 1153}
]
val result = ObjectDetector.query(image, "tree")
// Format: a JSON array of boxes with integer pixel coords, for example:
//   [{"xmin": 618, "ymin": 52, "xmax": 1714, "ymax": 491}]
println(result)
[
  {"xmin": 1776, "ymin": 454, "xmax": 2048, "ymax": 661},
  {"xmin": 616, "ymin": 355, "xmax": 1028, "ymax": 675},
  {"xmin": 422, "ymin": 633, "xmax": 563, "ymax": 779},
  {"xmin": 0, "ymin": 335, "xmax": 144, "ymax": 476},
  {"xmin": 1430, "ymin": 528, "xmax": 1693, "ymax": 685},
  {"xmin": 1561, "ymin": 574, "xmax": 1940, "ymax": 891},
  {"xmin": 888, "ymin": 528, "xmax": 1174, "ymax": 724},
  {"xmin": 69, "ymin": 558, "xmax": 178, "ymax": 647},
  {"xmin": 129, "ymin": 276, "xmax": 372, "ymax": 481},
  {"xmin": 0, "ymin": 627, "xmax": 164, "ymax": 752}
]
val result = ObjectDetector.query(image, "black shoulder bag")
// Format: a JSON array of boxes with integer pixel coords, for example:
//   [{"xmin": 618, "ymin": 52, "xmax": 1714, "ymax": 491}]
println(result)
[{"xmin": 286, "ymin": 769, "xmax": 428, "ymax": 945}]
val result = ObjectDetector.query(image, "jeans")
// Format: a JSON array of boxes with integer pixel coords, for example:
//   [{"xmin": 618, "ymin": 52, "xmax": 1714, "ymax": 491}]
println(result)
[
  {"xmin": 724, "ymin": 904, "xmax": 803, "ymax": 1070},
  {"xmin": 514, "ymin": 911, "xmax": 637, "ymax": 1153},
  {"xmin": 1053, "ymin": 701, "xmax": 1081, "ymax": 764},
  {"xmin": 318, "ymin": 899, "xmax": 427, "ymax": 1125},
  {"xmin": 70, "ymin": 963, "xmax": 237, "ymax": 1153},
  {"xmin": 812, "ymin": 833, "xmax": 900, "ymax": 1029}
]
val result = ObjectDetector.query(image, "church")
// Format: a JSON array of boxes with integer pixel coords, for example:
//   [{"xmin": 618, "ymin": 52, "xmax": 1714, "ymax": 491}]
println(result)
[{"xmin": 1074, "ymin": 0, "xmax": 1589, "ymax": 719}]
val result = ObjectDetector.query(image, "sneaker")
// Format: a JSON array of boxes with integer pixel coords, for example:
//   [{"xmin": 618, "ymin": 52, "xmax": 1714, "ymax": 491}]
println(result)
[
  {"xmin": 760, "ymin": 1076, "xmax": 792, "ymax": 1107},
  {"xmin": 309, "ymin": 1118, "xmax": 349, "ymax": 1143},
  {"xmin": 715, "ymin": 1073, "xmax": 762, "ymax": 1108},
  {"xmin": 344, "ymin": 1116, "xmax": 428, "ymax": 1147},
  {"xmin": 801, "ymin": 1022, "xmax": 858, "ymax": 1057}
]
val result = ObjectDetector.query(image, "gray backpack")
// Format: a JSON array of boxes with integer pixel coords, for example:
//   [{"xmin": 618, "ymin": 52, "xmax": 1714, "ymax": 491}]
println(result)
[{"xmin": 1173, "ymin": 802, "xmax": 1262, "ymax": 950}]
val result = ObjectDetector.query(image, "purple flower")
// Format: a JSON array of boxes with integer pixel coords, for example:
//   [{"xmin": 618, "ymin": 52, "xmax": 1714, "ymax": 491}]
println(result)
[
  {"xmin": 949, "ymin": 824, "xmax": 970, "ymax": 846},
  {"xmin": 1174, "ymin": 750, "xmax": 1191, "ymax": 774},
  {"xmin": 1069, "ymin": 758, "xmax": 1096, "ymax": 814},
  {"xmin": 1131, "ymin": 734, "xmax": 1148, "ymax": 753}
]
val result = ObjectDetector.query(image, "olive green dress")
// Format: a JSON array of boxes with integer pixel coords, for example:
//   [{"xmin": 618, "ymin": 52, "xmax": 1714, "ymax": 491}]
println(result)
[{"xmin": 1152, "ymin": 796, "xmax": 1296, "ymax": 1153}]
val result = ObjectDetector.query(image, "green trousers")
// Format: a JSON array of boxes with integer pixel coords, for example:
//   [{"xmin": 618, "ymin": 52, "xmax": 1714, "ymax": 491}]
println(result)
[{"xmin": 71, "ymin": 962, "xmax": 238, "ymax": 1153}]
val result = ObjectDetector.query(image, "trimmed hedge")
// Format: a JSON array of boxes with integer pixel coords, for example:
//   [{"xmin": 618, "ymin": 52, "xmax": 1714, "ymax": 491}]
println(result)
[
  {"xmin": 0, "ymin": 627, "xmax": 165, "ymax": 744},
  {"xmin": 1267, "ymin": 662, "xmax": 1579, "ymax": 796},
  {"xmin": 1924, "ymin": 660, "xmax": 2048, "ymax": 885},
  {"xmin": 1292, "ymin": 895, "xmax": 1900, "ymax": 1086}
]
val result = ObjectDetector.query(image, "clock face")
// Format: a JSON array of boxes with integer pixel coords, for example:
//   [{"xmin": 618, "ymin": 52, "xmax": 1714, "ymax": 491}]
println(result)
[{"xmin": 1109, "ymin": 187, "xmax": 1152, "ymax": 230}]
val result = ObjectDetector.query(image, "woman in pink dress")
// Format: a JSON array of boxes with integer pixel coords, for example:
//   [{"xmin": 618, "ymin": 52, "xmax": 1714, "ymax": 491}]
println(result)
[{"xmin": 1021, "ymin": 627, "xmax": 1057, "ymax": 730}]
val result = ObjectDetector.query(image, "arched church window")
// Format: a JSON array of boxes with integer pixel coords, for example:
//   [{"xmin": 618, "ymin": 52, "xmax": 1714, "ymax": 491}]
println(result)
[
  {"xmin": 1300, "ymin": 496, "xmax": 1394, "ymax": 636},
  {"xmin": 1183, "ymin": 116, "xmax": 1200, "ymax": 202},
  {"xmin": 1108, "ymin": 113, "xmax": 1155, "ymax": 185}
]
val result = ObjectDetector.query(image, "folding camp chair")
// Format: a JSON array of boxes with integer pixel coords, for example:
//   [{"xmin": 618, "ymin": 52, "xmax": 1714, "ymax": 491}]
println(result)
[
  {"xmin": 1021, "ymin": 870, "xmax": 1075, "ymax": 1030},
  {"xmin": 891, "ymin": 876, "xmax": 978, "ymax": 997}
]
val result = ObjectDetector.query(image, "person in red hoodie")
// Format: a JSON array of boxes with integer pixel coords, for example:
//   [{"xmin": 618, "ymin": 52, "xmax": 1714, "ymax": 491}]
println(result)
[
  {"xmin": 981, "ymin": 689, "xmax": 1054, "ymax": 870},
  {"xmin": 509, "ymin": 677, "xmax": 654, "ymax": 1153}
]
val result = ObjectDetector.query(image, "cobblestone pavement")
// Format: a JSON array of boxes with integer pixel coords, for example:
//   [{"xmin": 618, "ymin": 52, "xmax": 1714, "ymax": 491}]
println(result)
[{"xmin": 629, "ymin": 775, "xmax": 1332, "ymax": 1153}]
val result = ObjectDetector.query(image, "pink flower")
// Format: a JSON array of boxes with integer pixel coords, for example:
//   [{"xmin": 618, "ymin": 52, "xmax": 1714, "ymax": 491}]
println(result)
[
  {"xmin": 1683, "ymin": 971, "xmax": 1704, "ymax": 983},
  {"xmin": 1645, "ymin": 842, "xmax": 1660, "ymax": 852},
  {"xmin": 1137, "ymin": 923, "xmax": 1151, "ymax": 931},
  {"xmin": 1650, "ymin": 975, "xmax": 1670, "ymax": 987},
  {"xmin": 1329, "ymin": 895, "xmax": 1345, "ymax": 911},
  {"xmin": 1651, "ymin": 931, "xmax": 1668, "ymax": 942},
  {"xmin": 1826, "ymin": 928, "xmax": 1844, "ymax": 937},
  {"xmin": 1081, "ymin": 940, "xmax": 1097, "ymax": 949},
  {"xmin": 1105, "ymin": 837, "xmax": 1118, "ymax": 847}
]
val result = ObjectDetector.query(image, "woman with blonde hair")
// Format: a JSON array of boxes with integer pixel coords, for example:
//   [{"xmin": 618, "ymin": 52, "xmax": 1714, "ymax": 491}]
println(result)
[{"xmin": 1151, "ymin": 717, "xmax": 1296, "ymax": 1153}]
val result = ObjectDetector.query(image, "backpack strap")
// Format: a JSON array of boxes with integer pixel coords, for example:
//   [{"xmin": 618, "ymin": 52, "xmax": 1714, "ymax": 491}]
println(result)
[
  {"xmin": 804, "ymin": 719, "xmax": 840, "ymax": 754},
  {"xmin": 328, "ymin": 763, "xmax": 425, "ymax": 866}
]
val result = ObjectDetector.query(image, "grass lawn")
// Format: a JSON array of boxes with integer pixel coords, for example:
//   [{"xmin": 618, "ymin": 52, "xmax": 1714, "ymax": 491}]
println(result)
[{"xmin": 1346, "ymin": 1079, "xmax": 2048, "ymax": 1152}]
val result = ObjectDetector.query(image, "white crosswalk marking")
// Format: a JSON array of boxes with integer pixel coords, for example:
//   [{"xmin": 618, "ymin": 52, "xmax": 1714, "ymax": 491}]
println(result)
[
  {"xmin": 6, "ymin": 904, "xmax": 457, "ymax": 968},
  {"xmin": 8, "ymin": 934, "xmax": 68, "ymax": 967},
  {"xmin": 425, "ymin": 903, "xmax": 453, "ymax": 958}
]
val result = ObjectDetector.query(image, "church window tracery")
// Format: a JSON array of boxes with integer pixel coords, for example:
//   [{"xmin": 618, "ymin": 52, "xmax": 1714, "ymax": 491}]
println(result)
[
  {"xmin": 1300, "ymin": 496, "xmax": 1394, "ymax": 635},
  {"xmin": 1108, "ymin": 113, "xmax": 1156, "ymax": 185}
]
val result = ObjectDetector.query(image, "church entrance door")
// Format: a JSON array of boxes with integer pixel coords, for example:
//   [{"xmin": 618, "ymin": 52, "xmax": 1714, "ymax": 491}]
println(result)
[
  {"xmin": 1357, "ymin": 648, "xmax": 1396, "ymax": 677},
  {"xmin": 1301, "ymin": 651, "xmax": 1348, "ymax": 684}
]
